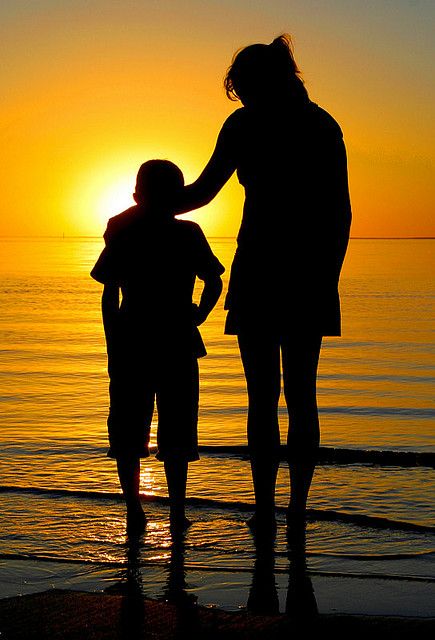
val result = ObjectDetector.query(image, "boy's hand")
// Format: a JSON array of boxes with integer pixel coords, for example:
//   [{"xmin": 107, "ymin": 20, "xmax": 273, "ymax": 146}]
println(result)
[
  {"xmin": 193, "ymin": 275, "xmax": 223, "ymax": 326},
  {"xmin": 192, "ymin": 303, "xmax": 207, "ymax": 326}
]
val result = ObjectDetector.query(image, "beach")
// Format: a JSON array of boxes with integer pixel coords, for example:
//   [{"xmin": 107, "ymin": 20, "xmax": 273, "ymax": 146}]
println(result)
[
  {"xmin": 1, "ymin": 565, "xmax": 435, "ymax": 639},
  {"xmin": 1, "ymin": 497, "xmax": 435, "ymax": 632},
  {"xmin": 1, "ymin": 588, "xmax": 434, "ymax": 639}
]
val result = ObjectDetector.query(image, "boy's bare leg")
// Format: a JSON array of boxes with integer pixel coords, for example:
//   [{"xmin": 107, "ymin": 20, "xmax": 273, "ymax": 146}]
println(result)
[
  {"xmin": 116, "ymin": 456, "xmax": 146, "ymax": 535},
  {"xmin": 164, "ymin": 459, "xmax": 191, "ymax": 533}
]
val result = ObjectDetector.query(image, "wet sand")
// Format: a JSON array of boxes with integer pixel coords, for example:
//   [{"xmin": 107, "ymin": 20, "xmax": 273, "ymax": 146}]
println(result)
[{"xmin": 0, "ymin": 589, "xmax": 434, "ymax": 639}]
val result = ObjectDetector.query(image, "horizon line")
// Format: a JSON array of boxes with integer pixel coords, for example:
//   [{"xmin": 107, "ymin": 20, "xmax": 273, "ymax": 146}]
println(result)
[{"xmin": 0, "ymin": 235, "xmax": 434, "ymax": 240}]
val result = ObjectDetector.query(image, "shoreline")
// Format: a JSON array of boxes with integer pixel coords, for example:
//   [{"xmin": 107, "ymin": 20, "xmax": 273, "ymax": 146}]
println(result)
[{"xmin": 1, "ymin": 556, "xmax": 434, "ymax": 618}]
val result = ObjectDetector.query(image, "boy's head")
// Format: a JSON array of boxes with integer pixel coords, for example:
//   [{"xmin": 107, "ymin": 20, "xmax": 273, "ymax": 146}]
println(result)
[{"xmin": 133, "ymin": 160, "xmax": 184, "ymax": 214}]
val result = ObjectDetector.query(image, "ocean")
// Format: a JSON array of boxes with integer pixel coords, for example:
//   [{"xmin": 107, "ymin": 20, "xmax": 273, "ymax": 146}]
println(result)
[{"xmin": 0, "ymin": 237, "xmax": 434, "ymax": 611}]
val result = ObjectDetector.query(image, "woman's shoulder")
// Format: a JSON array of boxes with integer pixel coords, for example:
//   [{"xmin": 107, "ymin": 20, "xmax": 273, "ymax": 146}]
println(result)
[
  {"xmin": 220, "ymin": 107, "xmax": 246, "ymax": 132},
  {"xmin": 306, "ymin": 102, "xmax": 343, "ymax": 138},
  {"xmin": 222, "ymin": 102, "xmax": 343, "ymax": 134},
  {"xmin": 214, "ymin": 107, "xmax": 247, "ymax": 148}
]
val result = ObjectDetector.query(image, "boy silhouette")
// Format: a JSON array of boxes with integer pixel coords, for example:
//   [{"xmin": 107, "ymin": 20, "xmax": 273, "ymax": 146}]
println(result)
[{"xmin": 91, "ymin": 160, "xmax": 224, "ymax": 535}]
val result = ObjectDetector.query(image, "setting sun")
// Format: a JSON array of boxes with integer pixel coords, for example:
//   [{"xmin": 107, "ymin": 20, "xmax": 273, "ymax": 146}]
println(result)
[
  {"xmin": 68, "ymin": 152, "xmax": 243, "ymax": 238},
  {"xmin": 2, "ymin": 1, "xmax": 434, "ymax": 238}
]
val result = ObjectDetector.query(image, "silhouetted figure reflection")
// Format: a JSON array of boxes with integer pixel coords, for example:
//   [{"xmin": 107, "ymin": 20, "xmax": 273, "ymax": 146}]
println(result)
[
  {"xmin": 247, "ymin": 531, "xmax": 279, "ymax": 615},
  {"xmin": 248, "ymin": 523, "xmax": 318, "ymax": 622},
  {"xmin": 105, "ymin": 538, "xmax": 147, "ymax": 639},
  {"xmin": 106, "ymin": 532, "xmax": 198, "ymax": 639},
  {"xmin": 178, "ymin": 35, "xmax": 352, "ymax": 531},
  {"xmin": 91, "ymin": 160, "xmax": 224, "ymax": 536},
  {"xmin": 163, "ymin": 538, "xmax": 199, "ymax": 639},
  {"xmin": 286, "ymin": 526, "xmax": 318, "ymax": 621},
  {"xmin": 163, "ymin": 537, "xmax": 196, "ymax": 607}
]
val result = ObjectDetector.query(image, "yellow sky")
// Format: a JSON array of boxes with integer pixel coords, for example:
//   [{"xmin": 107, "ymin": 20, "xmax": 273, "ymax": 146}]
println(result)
[{"xmin": 1, "ymin": 1, "xmax": 434, "ymax": 237}]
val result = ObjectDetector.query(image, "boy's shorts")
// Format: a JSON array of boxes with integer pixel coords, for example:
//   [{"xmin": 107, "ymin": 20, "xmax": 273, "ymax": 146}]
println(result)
[{"xmin": 107, "ymin": 343, "xmax": 200, "ymax": 462}]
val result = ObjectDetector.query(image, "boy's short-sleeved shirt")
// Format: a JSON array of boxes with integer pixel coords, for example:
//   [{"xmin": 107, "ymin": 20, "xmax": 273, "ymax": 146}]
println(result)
[{"xmin": 91, "ymin": 206, "xmax": 224, "ymax": 358}]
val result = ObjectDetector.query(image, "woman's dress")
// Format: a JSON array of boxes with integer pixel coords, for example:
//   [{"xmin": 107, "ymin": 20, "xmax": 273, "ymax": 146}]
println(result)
[{"xmin": 184, "ymin": 100, "xmax": 352, "ymax": 336}]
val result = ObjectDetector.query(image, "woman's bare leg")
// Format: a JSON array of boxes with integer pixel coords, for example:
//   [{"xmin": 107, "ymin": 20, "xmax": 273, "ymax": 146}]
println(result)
[
  {"xmin": 238, "ymin": 333, "xmax": 281, "ymax": 529},
  {"xmin": 282, "ymin": 335, "xmax": 322, "ymax": 520}
]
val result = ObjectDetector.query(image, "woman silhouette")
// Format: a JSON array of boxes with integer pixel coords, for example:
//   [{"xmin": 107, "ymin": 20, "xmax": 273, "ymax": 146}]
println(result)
[{"xmin": 180, "ymin": 35, "xmax": 351, "ymax": 530}]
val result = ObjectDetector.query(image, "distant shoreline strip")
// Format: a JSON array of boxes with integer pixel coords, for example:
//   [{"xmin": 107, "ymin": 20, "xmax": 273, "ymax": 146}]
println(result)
[
  {"xmin": 1, "ymin": 485, "xmax": 433, "ymax": 534},
  {"xmin": 195, "ymin": 445, "xmax": 435, "ymax": 468},
  {"xmin": 4, "ymin": 445, "xmax": 433, "ymax": 468},
  {"xmin": 1, "ymin": 235, "xmax": 434, "ymax": 240}
]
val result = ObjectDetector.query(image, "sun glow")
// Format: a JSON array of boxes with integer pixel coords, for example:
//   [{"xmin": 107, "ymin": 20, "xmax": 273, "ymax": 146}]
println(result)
[
  {"xmin": 70, "ymin": 161, "xmax": 139, "ymax": 235},
  {"xmin": 96, "ymin": 177, "xmax": 135, "ymax": 222},
  {"xmin": 70, "ymin": 153, "xmax": 242, "ymax": 238}
]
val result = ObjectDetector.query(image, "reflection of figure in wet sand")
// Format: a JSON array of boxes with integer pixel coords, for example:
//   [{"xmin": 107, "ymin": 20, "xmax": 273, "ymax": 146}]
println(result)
[
  {"xmin": 105, "ymin": 538, "xmax": 147, "ymax": 639},
  {"xmin": 285, "ymin": 528, "xmax": 318, "ymax": 620},
  {"xmin": 248, "ymin": 528, "xmax": 318, "ymax": 622},
  {"xmin": 247, "ymin": 533, "xmax": 279, "ymax": 616},
  {"xmin": 111, "ymin": 533, "xmax": 197, "ymax": 640},
  {"xmin": 91, "ymin": 160, "xmax": 224, "ymax": 535},
  {"xmin": 179, "ymin": 35, "xmax": 351, "ymax": 531},
  {"xmin": 163, "ymin": 538, "xmax": 199, "ymax": 638}
]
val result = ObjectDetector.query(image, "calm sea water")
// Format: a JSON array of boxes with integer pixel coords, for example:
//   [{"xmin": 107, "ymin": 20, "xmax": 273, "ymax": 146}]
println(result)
[{"xmin": 0, "ymin": 237, "xmax": 434, "ymax": 606}]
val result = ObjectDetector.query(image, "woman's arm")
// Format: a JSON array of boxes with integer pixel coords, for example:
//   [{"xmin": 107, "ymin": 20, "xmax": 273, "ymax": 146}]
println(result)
[
  {"xmin": 330, "ymin": 135, "xmax": 352, "ymax": 279},
  {"xmin": 177, "ymin": 118, "xmax": 238, "ymax": 214}
]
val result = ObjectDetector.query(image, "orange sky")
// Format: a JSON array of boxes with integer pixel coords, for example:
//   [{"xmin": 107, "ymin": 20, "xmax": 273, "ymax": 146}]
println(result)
[{"xmin": 1, "ymin": 1, "xmax": 434, "ymax": 237}]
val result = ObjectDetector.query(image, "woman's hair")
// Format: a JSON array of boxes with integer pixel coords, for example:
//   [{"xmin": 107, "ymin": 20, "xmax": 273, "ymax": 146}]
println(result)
[{"xmin": 224, "ymin": 34, "xmax": 309, "ymax": 105}]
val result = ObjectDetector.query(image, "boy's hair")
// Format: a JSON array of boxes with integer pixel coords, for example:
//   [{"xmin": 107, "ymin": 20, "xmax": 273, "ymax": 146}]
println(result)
[{"xmin": 135, "ymin": 160, "xmax": 184, "ymax": 208}]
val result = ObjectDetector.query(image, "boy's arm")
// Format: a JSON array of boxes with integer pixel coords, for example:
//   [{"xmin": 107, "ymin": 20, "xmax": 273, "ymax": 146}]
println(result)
[
  {"xmin": 193, "ymin": 275, "xmax": 223, "ymax": 326},
  {"xmin": 102, "ymin": 283, "xmax": 120, "ymax": 349}
]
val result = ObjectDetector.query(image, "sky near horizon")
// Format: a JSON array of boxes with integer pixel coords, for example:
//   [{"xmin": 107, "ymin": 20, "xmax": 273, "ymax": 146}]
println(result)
[{"xmin": 1, "ymin": 0, "xmax": 434, "ymax": 238}]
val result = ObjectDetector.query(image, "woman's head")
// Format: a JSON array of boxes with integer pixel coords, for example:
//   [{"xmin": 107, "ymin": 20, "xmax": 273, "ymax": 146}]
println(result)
[{"xmin": 224, "ymin": 34, "xmax": 309, "ymax": 107}]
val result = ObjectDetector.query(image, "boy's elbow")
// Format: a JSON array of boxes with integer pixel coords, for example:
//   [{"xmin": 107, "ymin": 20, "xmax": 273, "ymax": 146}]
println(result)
[
  {"xmin": 203, "ymin": 274, "xmax": 223, "ymax": 299},
  {"xmin": 102, "ymin": 283, "xmax": 118, "ymax": 297},
  {"xmin": 211, "ymin": 275, "xmax": 223, "ymax": 294},
  {"xmin": 102, "ymin": 284, "xmax": 119, "ymax": 311}
]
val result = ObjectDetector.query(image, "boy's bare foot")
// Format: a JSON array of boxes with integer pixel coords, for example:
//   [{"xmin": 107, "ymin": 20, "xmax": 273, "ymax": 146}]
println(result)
[{"xmin": 126, "ymin": 506, "xmax": 147, "ymax": 537}]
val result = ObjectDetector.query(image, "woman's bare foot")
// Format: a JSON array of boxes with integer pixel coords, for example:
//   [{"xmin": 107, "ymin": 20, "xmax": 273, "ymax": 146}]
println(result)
[
  {"xmin": 169, "ymin": 512, "xmax": 192, "ymax": 535},
  {"xmin": 246, "ymin": 512, "xmax": 277, "ymax": 535},
  {"xmin": 286, "ymin": 503, "xmax": 306, "ymax": 525}
]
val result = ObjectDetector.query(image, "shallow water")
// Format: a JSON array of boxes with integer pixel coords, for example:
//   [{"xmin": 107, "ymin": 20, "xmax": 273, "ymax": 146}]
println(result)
[{"xmin": 0, "ymin": 237, "xmax": 434, "ymax": 600}]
